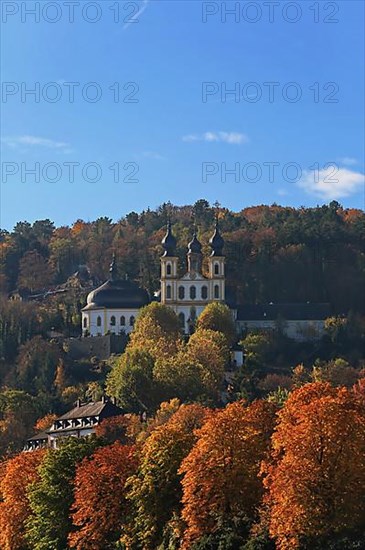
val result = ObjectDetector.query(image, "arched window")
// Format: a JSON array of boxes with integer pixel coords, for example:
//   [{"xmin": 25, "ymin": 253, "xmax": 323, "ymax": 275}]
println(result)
[
  {"xmin": 120, "ymin": 315, "xmax": 125, "ymax": 326},
  {"xmin": 178, "ymin": 286, "xmax": 185, "ymax": 300},
  {"xmin": 214, "ymin": 285, "xmax": 220, "ymax": 299},
  {"xmin": 110, "ymin": 315, "xmax": 116, "ymax": 326},
  {"xmin": 201, "ymin": 285, "xmax": 208, "ymax": 299},
  {"xmin": 166, "ymin": 284, "xmax": 172, "ymax": 299},
  {"xmin": 130, "ymin": 316, "xmax": 135, "ymax": 327},
  {"xmin": 214, "ymin": 263, "xmax": 219, "ymax": 275},
  {"xmin": 166, "ymin": 263, "xmax": 172, "ymax": 276},
  {"xmin": 178, "ymin": 312, "xmax": 185, "ymax": 329},
  {"xmin": 190, "ymin": 286, "xmax": 196, "ymax": 300},
  {"xmin": 190, "ymin": 307, "xmax": 196, "ymax": 321},
  {"xmin": 97, "ymin": 316, "xmax": 102, "ymax": 327},
  {"xmin": 83, "ymin": 317, "xmax": 87, "ymax": 328}
]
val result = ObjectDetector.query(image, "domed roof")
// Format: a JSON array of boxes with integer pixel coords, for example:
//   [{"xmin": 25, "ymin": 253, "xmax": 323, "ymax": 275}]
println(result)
[
  {"xmin": 83, "ymin": 278, "xmax": 150, "ymax": 311},
  {"xmin": 188, "ymin": 227, "xmax": 202, "ymax": 254},
  {"xmin": 161, "ymin": 221, "xmax": 177, "ymax": 257},
  {"xmin": 209, "ymin": 219, "xmax": 224, "ymax": 256}
]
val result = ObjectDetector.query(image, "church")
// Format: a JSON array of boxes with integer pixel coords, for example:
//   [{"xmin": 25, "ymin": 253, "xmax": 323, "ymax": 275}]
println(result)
[{"xmin": 81, "ymin": 221, "xmax": 329, "ymax": 341}]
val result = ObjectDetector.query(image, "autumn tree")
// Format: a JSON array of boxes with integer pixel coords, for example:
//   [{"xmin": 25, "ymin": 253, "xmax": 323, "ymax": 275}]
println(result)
[
  {"xmin": 95, "ymin": 415, "xmax": 141, "ymax": 445},
  {"xmin": 17, "ymin": 250, "xmax": 54, "ymax": 291},
  {"xmin": 186, "ymin": 328, "xmax": 228, "ymax": 399},
  {"xmin": 16, "ymin": 336, "xmax": 63, "ymax": 394},
  {"xmin": 0, "ymin": 450, "xmax": 45, "ymax": 550},
  {"xmin": 263, "ymin": 383, "xmax": 365, "ymax": 549},
  {"xmin": 153, "ymin": 329, "xmax": 228, "ymax": 405},
  {"xmin": 26, "ymin": 437, "xmax": 100, "ymax": 550},
  {"xmin": 180, "ymin": 400, "xmax": 278, "ymax": 547},
  {"xmin": 128, "ymin": 302, "xmax": 181, "ymax": 360},
  {"xmin": 69, "ymin": 443, "xmax": 138, "ymax": 550},
  {"xmin": 123, "ymin": 403, "xmax": 209, "ymax": 549},
  {"xmin": 311, "ymin": 357, "xmax": 359, "ymax": 388},
  {"xmin": 195, "ymin": 302, "xmax": 236, "ymax": 346},
  {"xmin": 54, "ymin": 359, "xmax": 68, "ymax": 393},
  {"xmin": 34, "ymin": 413, "xmax": 58, "ymax": 433}
]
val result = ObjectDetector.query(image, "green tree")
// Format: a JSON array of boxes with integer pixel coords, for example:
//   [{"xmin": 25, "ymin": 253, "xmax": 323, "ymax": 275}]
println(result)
[
  {"xmin": 0, "ymin": 390, "xmax": 40, "ymax": 457},
  {"xmin": 16, "ymin": 336, "xmax": 63, "ymax": 394},
  {"xmin": 26, "ymin": 437, "xmax": 101, "ymax": 550},
  {"xmin": 106, "ymin": 348, "xmax": 162, "ymax": 413},
  {"xmin": 123, "ymin": 404, "xmax": 208, "ymax": 549},
  {"xmin": 196, "ymin": 302, "xmax": 236, "ymax": 346},
  {"xmin": 128, "ymin": 302, "xmax": 181, "ymax": 360}
]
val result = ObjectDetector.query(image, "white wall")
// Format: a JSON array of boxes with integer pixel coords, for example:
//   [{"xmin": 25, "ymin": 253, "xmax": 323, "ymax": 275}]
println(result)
[
  {"xmin": 82, "ymin": 308, "xmax": 141, "ymax": 336},
  {"xmin": 237, "ymin": 319, "xmax": 326, "ymax": 341}
]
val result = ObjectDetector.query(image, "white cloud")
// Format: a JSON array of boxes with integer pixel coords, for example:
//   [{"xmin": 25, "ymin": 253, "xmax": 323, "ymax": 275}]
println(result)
[
  {"xmin": 337, "ymin": 157, "xmax": 358, "ymax": 166},
  {"xmin": 123, "ymin": 0, "xmax": 149, "ymax": 30},
  {"xmin": 141, "ymin": 151, "xmax": 165, "ymax": 160},
  {"xmin": 1, "ymin": 135, "xmax": 69, "ymax": 149},
  {"xmin": 182, "ymin": 131, "xmax": 248, "ymax": 145},
  {"xmin": 298, "ymin": 166, "xmax": 365, "ymax": 200}
]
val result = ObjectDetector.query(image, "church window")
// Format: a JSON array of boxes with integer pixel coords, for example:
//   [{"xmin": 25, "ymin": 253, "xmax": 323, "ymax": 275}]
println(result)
[
  {"xmin": 166, "ymin": 263, "xmax": 172, "ymax": 276},
  {"xmin": 190, "ymin": 306, "xmax": 196, "ymax": 320},
  {"xmin": 120, "ymin": 315, "xmax": 125, "ymax": 326},
  {"xmin": 214, "ymin": 263, "xmax": 219, "ymax": 275},
  {"xmin": 83, "ymin": 317, "xmax": 87, "ymax": 328},
  {"xmin": 201, "ymin": 286, "xmax": 208, "ymax": 299},
  {"xmin": 214, "ymin": 285, "xmax": 220, "ymax": 299},
  {"xmin": 178, "ymin": 312, "xmax": 185, "ymax": 328},
  {"xmin": 178, "ymin": 286, "xmax": 185, "ymax": 299},
  {"xmin": 190, "ymin": 286, "xmax": 196, "ymax": 300},
  {"xmin": 166, "ymin": 285, "xmax": 172, "ymax": 299},
  {"xmin": 130, "ymin": 316, "xmax": 135, "ymax": 326},
  {"xmin": 97, "ymin": 316, "xmax": 102, "ymax": 327},
  {"xmin": 110, "ymin": 316, "xmax": 116, "ymax": 326}
]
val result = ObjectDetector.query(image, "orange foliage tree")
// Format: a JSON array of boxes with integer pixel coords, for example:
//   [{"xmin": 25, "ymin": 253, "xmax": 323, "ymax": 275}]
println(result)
[
  {"xmin": 0, "ymin": 450, "xmax": 45, "ymax": 550},
  {"xmin": 94, "ymin": 415, "xmax": 142, "ymax": 445},
  {"xmin": 179, "ymin": 400, "xmax": 278, "ymax": 547},
  {"xmin": 69, "ymin": 443, "xmax": 138, "ymax": 550},
  {"xmin": 262, "ymin": 382, "xmax": 365, "ymax": 549},
  {"xmin": 34, "ymin": 413, "xmax": 57, "ymax": 433}
]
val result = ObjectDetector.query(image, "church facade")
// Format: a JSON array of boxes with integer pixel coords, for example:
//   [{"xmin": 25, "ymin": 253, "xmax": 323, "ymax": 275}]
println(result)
[{"xmin": 160, "ymin": 220, "xmax": 225, "ymax": 334}]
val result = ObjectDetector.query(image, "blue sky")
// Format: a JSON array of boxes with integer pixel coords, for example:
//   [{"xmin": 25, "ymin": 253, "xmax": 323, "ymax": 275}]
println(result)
[{"xmin": 1, "ymin": 0, "xmax": 364, "ymax": 229}]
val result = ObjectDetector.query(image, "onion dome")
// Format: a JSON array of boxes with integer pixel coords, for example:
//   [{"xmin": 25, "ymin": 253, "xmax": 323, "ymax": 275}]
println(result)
[
  {"xmin": 161, "ymin": 221, "xmax": 177, "ymax": 257},
  {"xmin": 188, "ymin": 230, "xmax": 202, "ymax": 254},
  {"xmin": 83, "ymin": 279, "xmax": 150, "ymax": 311},
  {"xmin": 209, "ymin": 219, "xmax": 224, "ymax": 256}
]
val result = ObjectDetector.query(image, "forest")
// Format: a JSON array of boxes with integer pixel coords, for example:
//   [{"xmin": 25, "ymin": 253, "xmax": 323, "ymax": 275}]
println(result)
[
  {"xmin": 1, "ymin": 200, "xmax": 364, "ymax": 313},
  {"xmin": 0, "ymin": 201, "xmax": 364, "ymax": 548},
  {"xmin": 0, "ymin": 301, "xmax": 364, "ymax": 549}
]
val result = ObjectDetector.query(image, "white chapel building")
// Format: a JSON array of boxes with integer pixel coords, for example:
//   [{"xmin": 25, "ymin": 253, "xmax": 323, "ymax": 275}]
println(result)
[
  {"xmin": 81, "ymin": 220, "xmax": 329, "ymax": 341},
  {"xmin": 81, "ymin": 220, "xmax": 226, "ymax": 336}
]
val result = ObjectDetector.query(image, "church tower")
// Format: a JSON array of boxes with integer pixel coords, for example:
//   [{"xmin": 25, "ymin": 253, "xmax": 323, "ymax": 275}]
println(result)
[
  {"xmin": 160, "ymin": 221, "xmax": 178, "ymax": 304},
  {"xmin": 208, "ymin": 217, "xmax": 225, "ymax": 301},
  {"xmin": 187, "ymin": 229, "xmax": 203, "ymax": 275}
]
